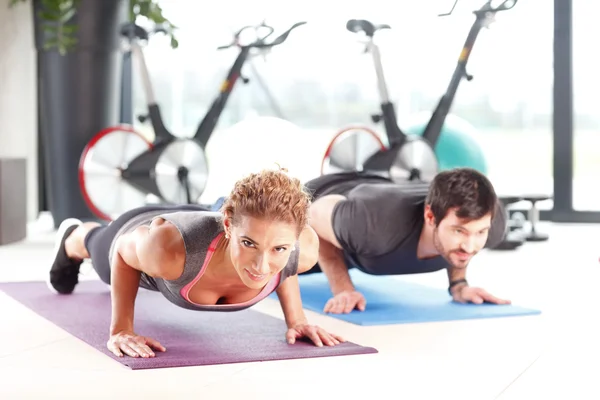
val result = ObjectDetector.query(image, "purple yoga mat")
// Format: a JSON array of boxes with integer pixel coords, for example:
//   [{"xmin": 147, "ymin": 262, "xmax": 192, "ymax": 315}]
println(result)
[{"xmin": 0, "ymin": 280, "xmax": 377, "ymax": 370}]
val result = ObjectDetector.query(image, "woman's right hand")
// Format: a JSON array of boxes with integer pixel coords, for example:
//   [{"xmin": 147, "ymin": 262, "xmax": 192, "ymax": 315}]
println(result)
[{"xmin": 107, "ymin": 330, "xmax": 166, "ymax": 358}]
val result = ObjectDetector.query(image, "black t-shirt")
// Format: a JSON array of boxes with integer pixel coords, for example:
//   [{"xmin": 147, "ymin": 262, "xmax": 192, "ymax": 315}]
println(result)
[{"xmin": 329, "ymin": 180, "xmax": 506, "ymax": 275}]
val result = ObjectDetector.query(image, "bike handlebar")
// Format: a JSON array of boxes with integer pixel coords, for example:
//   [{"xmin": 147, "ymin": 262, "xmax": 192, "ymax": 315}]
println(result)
[
  {"xmin": 478, "ymin": 0, "xmax": 517, "ymax": 13},
  {"xmin": 217, "ymin": 21, "xmax": 307, "ymax": 51},
  {"xmin": 439, "ymin": 0, "xmax": 517, "ymax": 17},
  {"xmin": 120, "ymin": 22, "xmax": 173, "ymax": 42}
]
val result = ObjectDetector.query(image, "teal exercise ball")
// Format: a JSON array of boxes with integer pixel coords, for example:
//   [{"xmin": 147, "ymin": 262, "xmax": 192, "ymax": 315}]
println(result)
[{"xmin": 402, "ymin": 113, "xmax": 489, "ymax": 175}]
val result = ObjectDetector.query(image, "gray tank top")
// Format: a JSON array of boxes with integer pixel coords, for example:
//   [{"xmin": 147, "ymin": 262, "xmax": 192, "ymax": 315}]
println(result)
[{"xmin": 109, "ymin": 210, "xmax": 300, "ymax": 312}]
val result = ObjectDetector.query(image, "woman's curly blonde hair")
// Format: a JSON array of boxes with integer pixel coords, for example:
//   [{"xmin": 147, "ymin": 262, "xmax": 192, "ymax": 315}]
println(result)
[{"xmin": 220, "ymin": 166, "xmax": 312, "ymax": 235}]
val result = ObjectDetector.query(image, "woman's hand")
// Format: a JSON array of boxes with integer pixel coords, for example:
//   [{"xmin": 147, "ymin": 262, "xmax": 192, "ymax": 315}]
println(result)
[
  {"xmin": 286, "ymin": 323, "xmax": 346, "ymax": 347},
  {"xmin": 107, "ymin": 330, "xmax": 166, "ymax": 358}
]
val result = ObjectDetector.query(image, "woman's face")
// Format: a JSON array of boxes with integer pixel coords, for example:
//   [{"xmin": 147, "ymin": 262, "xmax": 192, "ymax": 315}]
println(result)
[{"xmin": 224, "ymin": 214, "xmax": 298, "ymax": 289}]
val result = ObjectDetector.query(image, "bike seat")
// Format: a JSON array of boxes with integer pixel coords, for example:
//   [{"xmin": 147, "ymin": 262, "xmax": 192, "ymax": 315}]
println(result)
[
  {"xmin": 120, "ymin": 23, "xmax": 149, "ymax": 41},
  {"xmin": 346, "ymin": 19, "xmax": 390, "ymax": 37}
]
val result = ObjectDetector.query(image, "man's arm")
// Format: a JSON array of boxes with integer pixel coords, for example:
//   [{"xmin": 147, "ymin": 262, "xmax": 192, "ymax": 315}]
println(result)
[
  {"xmin": 446, "ymin": 265, "xmax": 468, "ymax": 299},
  {"xmin": 110, "ymin": 218, "xmax": 185, "ymax": 335},
  {"xmin": 307, "ymin": 195, "xmax": 355, "ymax": 294},
  {"xmin": 447, "ymin": 263, "xmax": 510, "ymax": 305}
]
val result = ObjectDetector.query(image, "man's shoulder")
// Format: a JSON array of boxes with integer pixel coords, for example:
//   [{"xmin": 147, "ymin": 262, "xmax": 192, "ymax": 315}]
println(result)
[
  {"xmin": 340, "ymin": 182, "xmax": 425, "ymax": 232},
  {"xmin": 348, "ymin": 182, "xmax": 428, "ymax": 208}
]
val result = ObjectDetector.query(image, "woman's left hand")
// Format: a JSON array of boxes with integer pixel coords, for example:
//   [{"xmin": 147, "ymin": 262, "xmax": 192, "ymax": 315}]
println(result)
[{"xmin": 286, "ymin": 323, "xmax": 346, "ymax": 347}]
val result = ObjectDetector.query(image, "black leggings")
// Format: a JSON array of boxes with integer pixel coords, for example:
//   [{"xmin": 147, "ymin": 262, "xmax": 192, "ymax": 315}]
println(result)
[{"xmin": 83, "ymin": 204, "xmax": 209, "ymax": 285}]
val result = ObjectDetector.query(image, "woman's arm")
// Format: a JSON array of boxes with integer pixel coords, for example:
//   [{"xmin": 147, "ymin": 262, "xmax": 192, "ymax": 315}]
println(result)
[
  {"xmin": 276, "ymin": 274, "xmax": 309, "ymax": 329},
  {"xmin": 276, "ymin": 226, "xmax": 319, "ymax": 328},
  {"xmin": 110, "ymin": 218, "xmax": 185, "ymax": 333},
  {"xmin": 106, "ymin": 218, "xmax": 185, "ymax": 357},
  {"xmin": 109, "ymin": 247, "xmax": 142, "ymax": 335},
  {"xmin": 275, "ymin": 226, "xmax": 345, "ymax": 346}
]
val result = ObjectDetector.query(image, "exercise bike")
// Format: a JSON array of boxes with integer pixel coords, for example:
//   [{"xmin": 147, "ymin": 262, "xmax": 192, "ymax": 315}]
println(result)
[
  {"xmin": 78, "ymin": 21, "xmax": 306, "ymax": 221},
  {"xmin": 320, "ymin": 0, "xmax": 517, "ymax": 182}
]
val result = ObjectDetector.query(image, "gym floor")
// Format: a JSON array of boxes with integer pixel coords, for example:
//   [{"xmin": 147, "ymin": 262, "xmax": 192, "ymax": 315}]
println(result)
[{"xmin": 0, "ymin": 214, "xmax": 598, "ymax": 399}]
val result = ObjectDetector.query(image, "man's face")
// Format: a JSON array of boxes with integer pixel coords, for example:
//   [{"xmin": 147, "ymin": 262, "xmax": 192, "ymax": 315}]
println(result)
[{"xmin": 427, "ymin": 207, "xmax": 492, "ymax": 268}]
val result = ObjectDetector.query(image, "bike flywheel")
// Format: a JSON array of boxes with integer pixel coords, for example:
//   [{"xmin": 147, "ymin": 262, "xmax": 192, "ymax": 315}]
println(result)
[
  {"xmin": 321, "ymin": 126, "xmax": 386, "ymax": 175},
  {"xmin": 78, "ymin": 125, "xmax": 153, "ymax": 221},
  {"xmin": 389, "ymin": 135, "xmax": 439, "ymax": 183},
  {"xmin": 154, "ymin": 139, "xmax": 209, "ymax": 204}
]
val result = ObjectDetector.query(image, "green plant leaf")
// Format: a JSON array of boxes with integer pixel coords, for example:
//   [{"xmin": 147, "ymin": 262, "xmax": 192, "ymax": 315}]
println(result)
[
  {"xmin": 59, "ymin": 8, "xmax": 76, "ymax": 23},
  {"xmin": 10, "ymin": 0, "xmax": 180, "ymax": 53},
  {"xmin": 38, "ymin": 11, "xmax": 61, "ymax": 21}
]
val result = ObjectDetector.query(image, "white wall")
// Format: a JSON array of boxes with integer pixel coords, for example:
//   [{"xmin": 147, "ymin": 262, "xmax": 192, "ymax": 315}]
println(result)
[{"xmin": 0, "ymin": 1, "xmax": 38, "ymax": 221}]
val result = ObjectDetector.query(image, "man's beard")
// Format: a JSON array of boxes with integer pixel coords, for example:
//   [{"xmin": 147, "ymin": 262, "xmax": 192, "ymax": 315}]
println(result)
[{"xmin": 433, "ymin": 227, "xmax": 473, "ymax": 269}]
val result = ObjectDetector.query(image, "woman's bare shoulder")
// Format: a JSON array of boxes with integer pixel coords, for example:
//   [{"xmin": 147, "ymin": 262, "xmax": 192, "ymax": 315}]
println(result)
[
  {"xmin": 123, "ymin": 217, "xmax": 186, "ymax": 280},
  {"xmin": 296, "ymin": 226, "xmax": 319, "ymax": 274}
]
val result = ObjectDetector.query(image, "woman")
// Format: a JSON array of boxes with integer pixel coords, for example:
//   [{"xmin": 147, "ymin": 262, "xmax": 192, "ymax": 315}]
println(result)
[{"xmin": 48, "ymin": 168, "xmax": 345, "ymax": 358}]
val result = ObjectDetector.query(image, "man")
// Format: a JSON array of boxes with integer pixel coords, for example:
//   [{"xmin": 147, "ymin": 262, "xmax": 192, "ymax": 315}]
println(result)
[{"xmin": 303, "ymin": 167, "xmax": 510, "ymax": 314}]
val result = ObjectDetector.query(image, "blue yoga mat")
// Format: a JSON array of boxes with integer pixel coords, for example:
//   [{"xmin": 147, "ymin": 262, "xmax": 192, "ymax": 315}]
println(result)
[{"xmin": 271, "ymin": 270, "xmax": 541, "ymax": 326}]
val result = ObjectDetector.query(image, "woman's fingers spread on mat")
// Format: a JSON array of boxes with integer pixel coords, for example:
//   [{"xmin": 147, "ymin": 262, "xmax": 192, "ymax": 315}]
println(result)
[
  {"xmin": 318, "ymin": 329, "xmax": 338, "ymax": 346},
  {"xmin": 291, "ymin": 325, "xmax": 323, "ymax": 347},
  {"xmin": 285, "ymin": 329, "xmax": 298, "ymax": 344},
  {"xmin": 331, "ymin": 333, "xmax": 346, "ymax": 343},
  {"xmin": 306, "ymin": 327, "xmax": 323, "ymax": 347},
  {"xmin": 129, "ymin": 340, "xmax": 154, "ymax": 358},
  {"xmin": 107, "ymin": 342, "xmax": 123, "ymax": 357},
  {"xmin": 120, "ymin": 343, "xmax": 140, "ymax": 358},
  {"xmin": 317, "ymin": 327, "xmax": 346, "ymax": 347},
  {"xmin": 287, "ymin": 325, "xmax": 344, "ymax": 347},
  {"xmin": 142, "ymin": 336, "xmax": 166, "ymax": 352}
]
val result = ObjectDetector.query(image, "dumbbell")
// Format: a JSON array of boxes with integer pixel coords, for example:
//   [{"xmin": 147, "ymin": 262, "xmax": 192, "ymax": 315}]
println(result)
[
  {"xmin": 491, "ymin": 195, "xmax": 526, "ymax": 251},
  {"xmin": 523, "ymin": 194, "xmax": 551, "ymax": 242}
]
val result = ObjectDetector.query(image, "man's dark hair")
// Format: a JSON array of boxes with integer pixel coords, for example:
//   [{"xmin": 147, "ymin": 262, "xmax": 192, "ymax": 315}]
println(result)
[{"xmin": 425, "ymin": 167, "xmax": 498, "ymax": 225}]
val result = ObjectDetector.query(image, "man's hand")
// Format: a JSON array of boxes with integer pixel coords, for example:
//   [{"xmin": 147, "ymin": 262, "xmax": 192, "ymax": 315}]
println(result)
[
  {"xmin": 107, "ymin": 330, "xmax": 166, "ymax": 358},
  {"xmin": 453, "ymin": 286, "xmax": 511, "ymax": 305},
  {"xmin": 323, "ymin": 290, "xmax": 366, "ymax": 314},
  {"xmin": 286, "ymin": 323, "xmax": 346, "ymax": 347}
]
